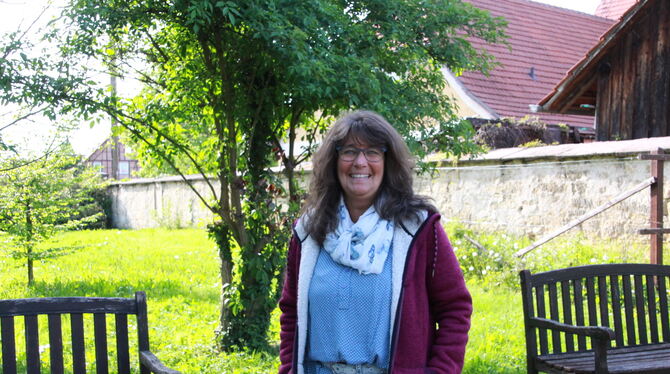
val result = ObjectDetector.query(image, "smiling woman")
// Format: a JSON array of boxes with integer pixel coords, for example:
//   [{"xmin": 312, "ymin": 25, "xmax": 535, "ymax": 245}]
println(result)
[{"xmin": 278, "ymin": 110, "xmax": 473, "ymax": 374}]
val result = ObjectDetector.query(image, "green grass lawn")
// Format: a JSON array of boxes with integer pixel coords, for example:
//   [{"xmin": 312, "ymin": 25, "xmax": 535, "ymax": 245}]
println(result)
[{"xmin": 0, "ymin": 227, "xmax": 650, "ymax": 373}]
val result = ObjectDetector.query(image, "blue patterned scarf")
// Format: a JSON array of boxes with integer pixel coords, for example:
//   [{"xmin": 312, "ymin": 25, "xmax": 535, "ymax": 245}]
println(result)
[{"xmin": 322, "ymin": 199, "xmax": 394, "ymax": 274}]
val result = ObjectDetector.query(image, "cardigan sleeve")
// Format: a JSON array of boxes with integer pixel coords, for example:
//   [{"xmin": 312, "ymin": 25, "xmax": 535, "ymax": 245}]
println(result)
[
  {"xmin": 426, "ymin": 219, "xmax": 472, "ymax": 374},
  {"xmin": 278, "ymin": 234, "xmax": 301, "ymax": 374}
]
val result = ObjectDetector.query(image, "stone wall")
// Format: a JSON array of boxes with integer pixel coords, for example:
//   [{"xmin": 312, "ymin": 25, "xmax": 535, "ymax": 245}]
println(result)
[{"xmin": 108, "ymin": 137, "xmax": 670, "ymax": 240}]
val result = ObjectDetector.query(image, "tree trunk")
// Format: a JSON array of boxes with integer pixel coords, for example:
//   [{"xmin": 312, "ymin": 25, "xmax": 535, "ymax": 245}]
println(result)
[{"xmin": 207, "ymin": 221, "xmax": 234, "ymax": 349}]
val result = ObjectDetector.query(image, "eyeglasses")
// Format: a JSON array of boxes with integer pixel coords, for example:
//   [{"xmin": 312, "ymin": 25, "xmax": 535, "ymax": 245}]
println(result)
[{"xmin": 336, "ymin": 146, "xmax": 387, "ymax": 162}]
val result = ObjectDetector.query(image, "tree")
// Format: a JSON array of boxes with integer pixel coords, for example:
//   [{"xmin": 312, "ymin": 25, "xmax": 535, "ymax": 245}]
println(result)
[
  {"xmin": 0, "ymin": 145, "xmax": 106, "ymax": 285},
  {"xmin": 10, "ymin": 0, "xmax": 506, "ymax": 349}
]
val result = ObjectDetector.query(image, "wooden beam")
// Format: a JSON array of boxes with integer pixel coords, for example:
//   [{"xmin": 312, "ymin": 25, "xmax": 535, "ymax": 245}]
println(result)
[
  {"xmin": 650, "ymin": 148, "xmax": 664, "ymax": 265},
  {"xmin": 639, "ymin": 228, "xmax": 670, "ymax": 235},
  {"xmin": 640, "ymin": 153, "xmax": 670, "ymax": 161},
  {"xmin": 515, "ymin": 177, "xmax": 656, "ymax": 257}
]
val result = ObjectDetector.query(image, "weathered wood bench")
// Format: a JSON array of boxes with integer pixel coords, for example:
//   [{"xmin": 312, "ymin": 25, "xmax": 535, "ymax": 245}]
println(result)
[
  {"xmin": 0, "ymin": 291, "xmax": 180, "ymax": 374},
  {"xmin": 520, "ymin": 264, "xmax": 670, "ymax": 374}
]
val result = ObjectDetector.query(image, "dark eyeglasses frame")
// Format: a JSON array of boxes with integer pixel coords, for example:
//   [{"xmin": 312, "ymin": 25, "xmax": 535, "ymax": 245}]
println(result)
[{"xmin": 335, "ymin": 146, "xmax": 387, "ymax": 162}]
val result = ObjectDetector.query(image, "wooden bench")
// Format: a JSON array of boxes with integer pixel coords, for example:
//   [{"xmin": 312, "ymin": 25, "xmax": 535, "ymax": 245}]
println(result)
[
  {"xmin": 0, "ymin": 291, "xmax": 180, "ymax": 374},
  {"xmin": 520, "ymin": 264, "xmax": 670, "ymax": 374}
]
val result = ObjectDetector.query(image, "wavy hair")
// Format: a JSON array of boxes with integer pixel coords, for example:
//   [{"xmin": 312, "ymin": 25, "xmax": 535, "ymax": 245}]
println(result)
[{"xmin": 302, "ymin": 110, "xmax": 436, "ymax": 245}]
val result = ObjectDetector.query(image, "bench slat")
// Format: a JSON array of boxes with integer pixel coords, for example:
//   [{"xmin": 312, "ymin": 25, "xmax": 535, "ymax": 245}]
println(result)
[
  {"xmin": 533, "ymin": 264, "xmax": 670, "ymax": 284},
  {"xmin": 116, "ymin": 314, "xmax": 131, "ymax": 374},
  {"xmin": 94, "ymin": 313, "xmax": 109, "ymax": 374},
  {"xmin": 610, "ymin": 275, "xmax": 624, "ymax": 347},
  {"xmin": 622, "ymin": 275, "xmax": 636, "ymax": 345},
  {"xmin": 597, "ymin": 275, "xmax": 612, "ymax": 347},
  {"xmin": 1, "ymin": 316, "xmax": 17, "ymax": 374},
  {"xmin": 586, "ymin": 277, "xmax": 598, "ymax": 328},
  {"xmin": 0, "ymin": 298, "xmax": 135, "ymax": 317},
  {"xmin": 634, "ymin": 275, "xmax": 648, "ymax": 345},
  {"xmin": 71, "ymin": 313, "xmax": 86, "ymax": 374},
  {"xmin": 535, "ymin": 285, "xmax": 549, "ymax": 355},
  {"xmin": 573, "ymin": 279, "xmax": 587, "ymax": 350},
  {"xmin": 48, "ymin": 314, "xmax": 65, "ymax": 374},
  {"xmin": 645, "ymin": 275, "xmax": 659, "ymax": 343},
  {"xmin": 25, "ymin": 315, "xmax": 40, "ymax": 374},
  {"xmin": 561, "ymin": 280, "xmax": 575, "ymax": 352},
  {"xmin": 548, "ymin": 282, "xmax": 561, "ymax": 353},
  {"xmin": 660, "ymin": 276, "xmax": 670, "ymax": 342}
]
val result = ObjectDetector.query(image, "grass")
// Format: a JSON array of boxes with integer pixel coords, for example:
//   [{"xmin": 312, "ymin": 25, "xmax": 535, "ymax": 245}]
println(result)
[{"xmin": 0, "ymin": 227, "xmax": 653, "ymax": 373}]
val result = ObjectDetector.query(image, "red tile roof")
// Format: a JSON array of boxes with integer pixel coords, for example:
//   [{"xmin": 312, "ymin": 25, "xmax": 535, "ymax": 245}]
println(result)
[
  {"xmin": 595, "ymin": 0, "xmax": 639, "ymax": 20},
  {"xmin": 457, "ymin": 0, "xmax": 614, "ymax": 128}
]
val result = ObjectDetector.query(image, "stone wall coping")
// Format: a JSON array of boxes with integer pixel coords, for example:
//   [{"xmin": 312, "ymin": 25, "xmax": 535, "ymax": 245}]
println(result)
[{"xmin": 456, "ymin": 136, "xmax": 670, "ymax": 165}]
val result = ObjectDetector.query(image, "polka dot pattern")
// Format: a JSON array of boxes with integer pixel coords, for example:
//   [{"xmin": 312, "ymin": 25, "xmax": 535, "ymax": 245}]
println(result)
[{"xmin": 305, "ymin": 246, "xmax": 393, "ymax": 373}]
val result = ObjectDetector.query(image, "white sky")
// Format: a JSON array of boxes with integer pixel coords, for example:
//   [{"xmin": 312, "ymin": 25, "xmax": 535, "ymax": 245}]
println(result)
[{"xmin": 1, "ymin": 0, "xmax": 601, "ymax": 156}]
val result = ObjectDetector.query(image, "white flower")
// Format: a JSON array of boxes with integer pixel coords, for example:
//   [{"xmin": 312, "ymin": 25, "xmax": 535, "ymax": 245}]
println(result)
[
  {"xmin": 590, "ymin": 258, "xmax": 597, "ymax": 263},
  {"xmin": 468, "ymin": 266, "xmax": 474, "ymax": 271},
  {"xmin": 486, "ymin": 265, "xmax": 491, "ymax": 270},
  {"xmin": 482, "ymin": 270, "xmax": 487, "ymax": 275},
  {"xmin": 472, "ymin": 252, "xmax": 478, "ymax": 257}
]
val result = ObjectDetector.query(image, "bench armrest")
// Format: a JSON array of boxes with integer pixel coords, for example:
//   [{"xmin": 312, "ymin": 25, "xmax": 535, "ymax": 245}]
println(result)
[
  {"xmin": 529, "ymin": 317, "xmax": 615, "ymax": 340},
  {"xmin": 140, "ymin": 350, "xmax": 181, "ymax": 374}
]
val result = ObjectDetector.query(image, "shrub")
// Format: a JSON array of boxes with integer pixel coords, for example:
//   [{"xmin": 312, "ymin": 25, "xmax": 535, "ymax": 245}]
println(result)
[{"xmin": 446, "ymin": 222, "xmax": 648, "ymax": 290}]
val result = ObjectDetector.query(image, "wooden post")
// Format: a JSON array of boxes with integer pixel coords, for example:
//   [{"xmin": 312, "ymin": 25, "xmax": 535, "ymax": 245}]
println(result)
[{"xmin": 650, "ymin": 149, "xmax": 664, "ymax": 265}]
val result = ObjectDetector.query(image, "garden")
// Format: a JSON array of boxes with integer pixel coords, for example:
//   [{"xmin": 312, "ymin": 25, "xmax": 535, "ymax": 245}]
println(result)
[{"xmin": 0, "ymin": 224, "xmax": 648, "ymax": 373}]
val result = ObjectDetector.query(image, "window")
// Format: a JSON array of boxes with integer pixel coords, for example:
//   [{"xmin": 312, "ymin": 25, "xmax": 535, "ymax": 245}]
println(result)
[{"xmin": 119, "ymin": 161, "xmax": 130, "ymax": 177}]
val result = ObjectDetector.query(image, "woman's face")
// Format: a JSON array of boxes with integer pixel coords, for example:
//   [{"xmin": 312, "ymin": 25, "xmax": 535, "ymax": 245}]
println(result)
[{"xmin": 337, "ymin": 139, "xmax": 385, "ymax": 209}]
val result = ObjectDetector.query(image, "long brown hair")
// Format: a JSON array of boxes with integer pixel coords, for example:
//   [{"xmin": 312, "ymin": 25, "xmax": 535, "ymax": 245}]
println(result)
[{"xmin": 302, "ymin": 110, "xmax": 436, "ymax": 245}]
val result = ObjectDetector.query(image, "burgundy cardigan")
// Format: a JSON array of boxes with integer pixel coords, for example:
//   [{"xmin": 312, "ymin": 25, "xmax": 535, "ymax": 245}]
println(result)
[{"xmin": 278, "ymin": 212, "xmax": 472, "ymax": 374}]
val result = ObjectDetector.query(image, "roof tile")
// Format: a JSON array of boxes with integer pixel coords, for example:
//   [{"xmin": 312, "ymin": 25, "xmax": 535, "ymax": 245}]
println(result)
[
  {"xmin": 595, "ymin": 0, "xmax": 639, "ymax": 20},
  {"xmin": 458, "ymin": 0, "xmax": 614, "ymax": 128}
]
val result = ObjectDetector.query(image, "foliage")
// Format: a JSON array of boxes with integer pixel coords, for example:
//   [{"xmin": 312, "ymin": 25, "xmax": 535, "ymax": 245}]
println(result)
[
  {"xmin": 0, "ymin": 16, "xmax": 105, "ymax": 156},
  {"xmin": 0, "ymin": 145, "xmax": 106, "ymax": 285},
  {"xmin": 5, "ymin": 0, "xmax": 507, "ymax": 349},
  {"xmin": 446, "ymin": 222, "xmax": 648, "ymax": 290}
]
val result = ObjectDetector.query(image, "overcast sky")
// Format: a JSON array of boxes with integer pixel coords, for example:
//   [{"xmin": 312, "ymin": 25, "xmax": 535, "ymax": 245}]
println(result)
[{"xmin": 1, "ymin": 0, "xmax": 602, "ymax": 155}]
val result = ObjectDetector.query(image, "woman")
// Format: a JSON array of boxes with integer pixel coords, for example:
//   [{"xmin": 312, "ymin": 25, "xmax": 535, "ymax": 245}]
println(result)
[{"xmin": 278, "ymin": 110, "xmax": 471, "ymax": 374}]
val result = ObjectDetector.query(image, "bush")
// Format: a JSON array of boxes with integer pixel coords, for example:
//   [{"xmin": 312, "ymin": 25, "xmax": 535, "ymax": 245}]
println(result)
[{"xmin": 446, "ymin": 222, "xmax": 648, "ymax": 290}]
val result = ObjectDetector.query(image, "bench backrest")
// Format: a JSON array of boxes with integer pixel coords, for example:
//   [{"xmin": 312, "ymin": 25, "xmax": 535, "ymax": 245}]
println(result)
[
  {"xmin": 0, "ymin": 291, "xmax": 152, "ymax": 374},
  {"xmin": 520, "ymin": 264, "xmax": 670, "ymax": 356}
]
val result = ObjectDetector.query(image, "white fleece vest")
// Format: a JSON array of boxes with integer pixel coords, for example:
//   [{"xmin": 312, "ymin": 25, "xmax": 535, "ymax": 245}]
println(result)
[{"xmin": 293, "ymin": 211, "xmax": 428, "ymax": 374}]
